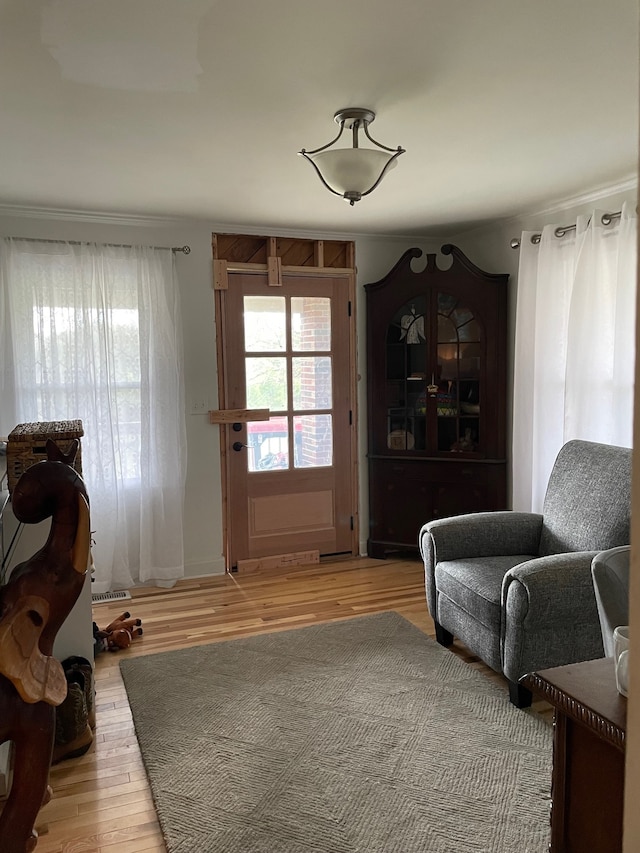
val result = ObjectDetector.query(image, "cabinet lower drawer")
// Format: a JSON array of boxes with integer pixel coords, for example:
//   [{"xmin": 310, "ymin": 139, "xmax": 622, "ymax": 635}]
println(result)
[
  {"xmin": 373, "ymin": 458, "xmax": 503, "ymax": 484},
  {"xmin": 367, "ymin": 458, "xmax": 507, "ymax": 556},
  {"xmin": 369, "ymin": 477, "xmax": 433, "ymax": 548}
]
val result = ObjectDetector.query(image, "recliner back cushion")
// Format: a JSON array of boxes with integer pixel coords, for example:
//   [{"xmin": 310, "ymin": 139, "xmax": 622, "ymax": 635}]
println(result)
[{"xmin": 538, "ymin": 440, "xmax": 631, "ymax": 557}]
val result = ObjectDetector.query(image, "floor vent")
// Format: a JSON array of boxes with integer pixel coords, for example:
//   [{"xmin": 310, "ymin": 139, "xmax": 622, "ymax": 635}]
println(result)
[{"xmin": 92, "ymin": 590, "xmax": 132, "ymax": 605}]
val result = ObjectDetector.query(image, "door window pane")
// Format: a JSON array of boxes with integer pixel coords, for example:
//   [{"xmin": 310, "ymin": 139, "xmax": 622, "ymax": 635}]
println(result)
[
  {"xmin": 243, "ymin": 296, "xmax": 286, "ymax": 352},
  {"xmin": 292, "ymin": 357, "xmax": 332, "ymax": 410},
  {"xmin": 294, "ymin": 415, "xmax": 333, "ymax": 468},
  {"xmin": 291, "ymin": 297, "xmax": 331, "ymax": 351},
  {"xmin": 245, "ymin": 357, "xmax": 287, "ymax": 410},
  {"xmin": 246, "ymin": 417, "xmax": 289, "ymax": 472}
]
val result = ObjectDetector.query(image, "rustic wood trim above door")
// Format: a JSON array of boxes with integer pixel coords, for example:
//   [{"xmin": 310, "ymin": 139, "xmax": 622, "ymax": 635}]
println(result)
[
  {"xmin": 267, "ymin": 256, "xmax": 282, "ymax": 286},
  {"xmin": 213, "ymin": 233, "xmax": 355, "ymax": 273},
  {"xmin": 222, "ymin": 262, "xmax": 355, "ymax": 276},
  {"xmin": 213, "ymin": 259, "xmax": 229, "ymax": 290}
]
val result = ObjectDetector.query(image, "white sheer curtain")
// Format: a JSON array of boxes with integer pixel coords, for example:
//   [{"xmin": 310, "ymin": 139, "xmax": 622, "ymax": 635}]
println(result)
[
  {"xmin": 512, "ymin": 202, "xmax": 637, "ymax": 511},
  {"xmin": 0, "ymin": 239, "xmax": 187, "ymax": 591}
]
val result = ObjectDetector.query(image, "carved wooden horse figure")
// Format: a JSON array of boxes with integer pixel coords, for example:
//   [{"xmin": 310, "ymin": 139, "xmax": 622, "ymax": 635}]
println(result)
[{"xmin": 0, "ymin": 439, "xmax": 90, "ymax": 853}]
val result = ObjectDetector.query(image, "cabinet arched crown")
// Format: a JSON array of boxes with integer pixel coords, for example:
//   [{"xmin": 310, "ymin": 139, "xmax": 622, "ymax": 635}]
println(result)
[{"xmin": 365, "ymin": 245, "xmax": 509, "ymax": 558}]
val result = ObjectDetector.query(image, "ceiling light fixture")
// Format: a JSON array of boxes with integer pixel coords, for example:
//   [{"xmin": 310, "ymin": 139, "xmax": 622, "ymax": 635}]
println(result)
[{"xmin": 299, "ymin": 108, "xmax": 405, "ymax": 206}]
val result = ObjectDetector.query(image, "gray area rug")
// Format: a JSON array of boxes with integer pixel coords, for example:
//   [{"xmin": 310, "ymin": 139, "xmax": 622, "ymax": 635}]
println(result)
[{"xmin": 120, "ymin": 612, "xmax": 552, "ymax": 853}]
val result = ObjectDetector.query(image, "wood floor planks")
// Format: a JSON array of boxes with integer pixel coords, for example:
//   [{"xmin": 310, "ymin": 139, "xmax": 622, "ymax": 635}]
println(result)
[{"xmin": 31, "ymin": 556, "xmax": 549, "ymax": 852}]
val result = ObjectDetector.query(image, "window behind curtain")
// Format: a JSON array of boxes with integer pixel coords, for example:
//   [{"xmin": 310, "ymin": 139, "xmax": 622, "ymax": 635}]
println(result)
[
  {"xmin": 27, "ymin": 256, "xmax": 142, "ymax": 481},
  {"xmin": 0, "ymin": 239, "xmax": 187, "ymax": 591},
  {"xmin": 512, "ymin": 204, "xmax": 636, "ymax": 512}
]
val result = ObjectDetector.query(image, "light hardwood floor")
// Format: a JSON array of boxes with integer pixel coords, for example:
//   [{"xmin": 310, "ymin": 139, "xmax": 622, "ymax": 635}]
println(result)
[{"xmin": 33, "ymin": 556, "xmax": 550, "ymax": 853}]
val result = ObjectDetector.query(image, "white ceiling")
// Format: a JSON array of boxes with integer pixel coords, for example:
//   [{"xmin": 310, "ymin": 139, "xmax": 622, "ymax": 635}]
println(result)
[{"xmin": 0, "ymin": 0, "xmax": 637, "ymax": 237}]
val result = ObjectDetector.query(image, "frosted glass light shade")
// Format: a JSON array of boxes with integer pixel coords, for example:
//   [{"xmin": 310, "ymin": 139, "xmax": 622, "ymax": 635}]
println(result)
[
  {"xmin": 299, "ymin": 108, "xmax": 405, "ymax": 204},
  {"xmin": 309, "ymin": 148, "xmax": 397, "ymax": 196}
]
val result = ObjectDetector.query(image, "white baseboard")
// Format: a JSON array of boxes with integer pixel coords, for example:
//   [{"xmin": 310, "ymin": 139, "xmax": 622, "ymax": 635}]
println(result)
[{"xmin": 184, "ymin": 557, "xmax": 226, "ymax": 578}]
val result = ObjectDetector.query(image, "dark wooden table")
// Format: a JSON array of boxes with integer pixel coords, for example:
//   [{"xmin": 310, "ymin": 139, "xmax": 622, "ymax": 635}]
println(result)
[{"xmin": 523, "ymin": 657, "xmax": 626, "ymax": 853}]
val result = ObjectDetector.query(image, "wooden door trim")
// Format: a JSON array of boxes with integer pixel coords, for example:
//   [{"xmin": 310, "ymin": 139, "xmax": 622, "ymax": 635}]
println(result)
[
  {"xmin": 213, "ymin": 283, "xmax": 231, "ymax": 569},
  {"xmin": 208, "ymin": 408, "xmax": 270, "ymax": 424},
  {"xmin": 222, "ymin": 262, "xmax": 356, "ymax": 276},
  {"xmin": 212, "ymin": 233, "xmax": 359, "ymax": 571}
]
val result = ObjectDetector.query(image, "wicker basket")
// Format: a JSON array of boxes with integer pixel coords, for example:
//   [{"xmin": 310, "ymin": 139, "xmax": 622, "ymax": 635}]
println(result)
[{"xmin": 6, "ymin": 420, "xmax": 84, "ymax": 493}]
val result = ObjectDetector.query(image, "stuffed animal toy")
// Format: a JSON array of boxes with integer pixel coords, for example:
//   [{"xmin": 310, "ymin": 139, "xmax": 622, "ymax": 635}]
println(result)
[{"xmin": 95, "ymin": 611, "xmax": 143, "ymax": 653}]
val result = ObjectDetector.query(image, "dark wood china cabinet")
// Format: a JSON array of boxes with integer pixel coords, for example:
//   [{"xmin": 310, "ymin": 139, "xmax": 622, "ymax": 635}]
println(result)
[{"xmin": 365, "ymin": 244, "xmax": 509, "ymax": 558}]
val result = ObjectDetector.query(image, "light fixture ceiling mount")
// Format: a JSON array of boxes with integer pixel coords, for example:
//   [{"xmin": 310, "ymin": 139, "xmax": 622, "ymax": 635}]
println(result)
[
  {"xmin": 333, "ymin": 107, "xmax": 376, "ymax": 128},
  {"xmin": 299, "ymin": 107, "xmax": 405, "ymax": 206}
]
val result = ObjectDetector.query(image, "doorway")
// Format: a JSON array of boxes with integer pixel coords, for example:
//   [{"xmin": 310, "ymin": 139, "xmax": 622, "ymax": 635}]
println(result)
[{"xmin": 212, "ymin": 235, "xmax": 358, "ymax": 570}]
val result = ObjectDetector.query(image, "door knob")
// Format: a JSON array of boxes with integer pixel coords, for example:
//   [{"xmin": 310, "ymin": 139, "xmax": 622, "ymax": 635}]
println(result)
[{"xmin": 232, "ymin": 441, "xmax": 247, "ymax": 452}]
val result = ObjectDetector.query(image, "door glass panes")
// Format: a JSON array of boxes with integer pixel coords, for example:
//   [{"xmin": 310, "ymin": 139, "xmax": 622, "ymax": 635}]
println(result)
[
  {"xmin": 246, "ymin": 417, "xmax": 289, "ymax": 472},
  {"xmin": 245, "ymin": 357, "xmax": 287, "ymax": 410},
  {"xmin": 294, "ymin": 415, "xmax": 332, "ymax": 468},
  {"xmin": 243, "ymin": 296, "xmax": 286, "ymax": 352},
  {"xmin": 292, "ymin": 297, "xmax": 331, "ymax": 351},
  {"xmin": 292, "ymin": 357, "xmax": 332, "ymax": 409},
  {"xmin": 243, "ymin": 295, "xmax": 336, "ymax": 471}
]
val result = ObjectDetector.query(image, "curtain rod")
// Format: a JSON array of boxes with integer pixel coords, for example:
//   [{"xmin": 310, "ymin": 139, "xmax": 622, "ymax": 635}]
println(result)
[
  {"xmin": 510, "ymin": 210, "xmax": 623, "ymax": 249},
  {"xmin": 6, "ymin": 236, "xmax": 191, "ymax": 254}
]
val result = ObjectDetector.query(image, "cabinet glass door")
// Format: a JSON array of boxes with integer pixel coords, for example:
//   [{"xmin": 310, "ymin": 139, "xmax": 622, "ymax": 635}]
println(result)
[
  {"xmin": 385, "ymin": 296, "xmax": 427, "ymax": 451},
  {"xmin": 385, "ymin": 292, "xmax": 484, "ymax": 456},
  {"xmin": 436, "ymin": 292, "xmax": 482, "ymax": 453}
]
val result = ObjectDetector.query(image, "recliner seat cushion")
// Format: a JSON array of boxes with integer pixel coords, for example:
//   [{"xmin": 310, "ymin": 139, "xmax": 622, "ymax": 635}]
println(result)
[{"xmin": 435, "ymin": 555, "xmax": 536, "ymax": 631}]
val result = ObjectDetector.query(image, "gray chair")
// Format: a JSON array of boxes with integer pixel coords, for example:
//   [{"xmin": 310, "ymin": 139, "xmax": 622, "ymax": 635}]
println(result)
[
  {"xmin": 419, "ymin": 440, "xmax": 632, "ymax": 707},
  {"xmin": 591, "ymin": 545, "xmax": 630, "ymax": 657}
]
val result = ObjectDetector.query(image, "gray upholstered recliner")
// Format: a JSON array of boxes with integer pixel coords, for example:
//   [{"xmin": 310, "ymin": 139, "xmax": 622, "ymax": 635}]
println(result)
[
  {"xmin": 419, "ymin": 440, "xmax": 632, "ymax": 707},
  {"xmin": 591, "ymin": 545, "xmax": 630, "ymax": 657}
]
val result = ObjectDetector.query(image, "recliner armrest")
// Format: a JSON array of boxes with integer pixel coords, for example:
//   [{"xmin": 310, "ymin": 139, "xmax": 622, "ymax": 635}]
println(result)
[
  {"xmin": 419, "ymin": 512, "xmax": 543, "ymax": 620},
  {"xmin": 419, "ymin": 512, "xmax": 543, "ymax": 564},
  {"xmin": 502, "ymin": 551, "xmax": 604, "ymax": 684}
]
